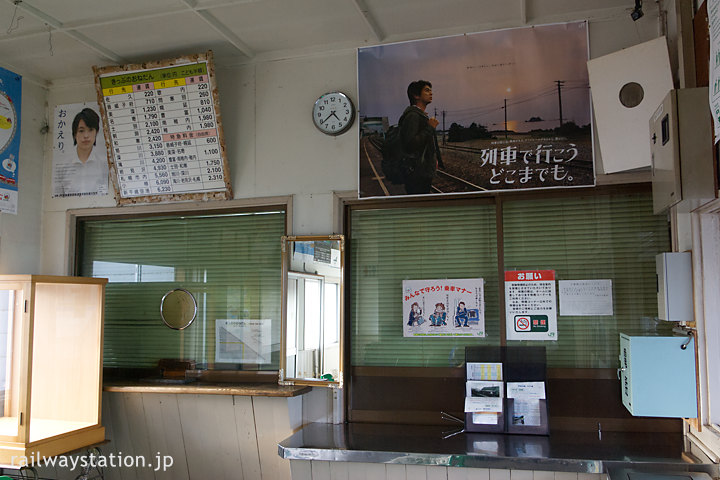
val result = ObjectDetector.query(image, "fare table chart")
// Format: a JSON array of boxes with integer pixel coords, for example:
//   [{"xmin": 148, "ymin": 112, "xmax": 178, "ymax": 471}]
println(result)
[{"xmin": 93, "ymin": 52, "xmax": 232, "ymax": 204}]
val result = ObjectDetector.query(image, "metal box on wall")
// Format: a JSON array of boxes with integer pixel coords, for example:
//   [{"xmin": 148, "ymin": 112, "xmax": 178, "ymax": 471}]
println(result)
[
  {"xmin": 656, "ymin": 252, "xmax": 693, "ymax": 322},
  {"xmin": 619, "ymin": 334, "xmax": 697, "ymax": 418},
  {"xmin": 649, "ymin": 87, "xmax": 715, "ymax": 214}
]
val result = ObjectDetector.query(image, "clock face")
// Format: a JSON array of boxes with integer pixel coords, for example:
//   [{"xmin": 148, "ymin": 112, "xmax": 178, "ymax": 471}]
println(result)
[{"xmin": 312, "ymin": 92, "xmax": 355, "ymax": 135}]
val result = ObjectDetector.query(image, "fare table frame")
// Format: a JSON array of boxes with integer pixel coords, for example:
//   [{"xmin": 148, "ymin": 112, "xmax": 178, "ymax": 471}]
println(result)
[{"xmin": 93, "ymin": 51, "xmax": 232, "ymax": 205}]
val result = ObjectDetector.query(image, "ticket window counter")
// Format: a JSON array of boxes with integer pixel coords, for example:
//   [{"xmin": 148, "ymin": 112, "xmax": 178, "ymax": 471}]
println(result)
[{"xmin": 0, "ymin": 276, "xmax": 107, "ymax": 464}]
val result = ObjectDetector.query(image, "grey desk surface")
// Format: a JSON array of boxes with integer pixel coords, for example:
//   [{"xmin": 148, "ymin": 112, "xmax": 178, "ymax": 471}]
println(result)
[{"xmin": 278, "ymin": 423, "xmax": 719, "ymax": 475}]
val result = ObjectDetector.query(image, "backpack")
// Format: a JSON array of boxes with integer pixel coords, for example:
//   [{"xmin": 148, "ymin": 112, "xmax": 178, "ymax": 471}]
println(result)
[{"xmin": 380, "ymin": 125, "xmax": 406, "ymax": 184}]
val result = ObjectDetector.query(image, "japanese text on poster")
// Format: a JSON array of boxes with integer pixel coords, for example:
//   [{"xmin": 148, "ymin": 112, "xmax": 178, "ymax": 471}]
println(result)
[
  {"xmin": 94, "ymin": 52, "xmax": 231, "ymax": 203},
  {"xmin": 403, "ymin": 278, "xmax": 485, "ymax": 337},
  {"xmin": 558, "ymin": 279, "xmax": 613, "ymax": 316},
  {"xmin": 505, "ymin": 270, "xmax": 557, "ymax": 341},
  {"xmin": 358, "ymin": 21, "xmax": 594, "ymax": 198},
  {"xmin": 52, "ymin": 103, "xmax": 109, "ymax": 197},
  {"xmin": 0, "ymin": 67, "xmax": 21, "ymax": 214}
]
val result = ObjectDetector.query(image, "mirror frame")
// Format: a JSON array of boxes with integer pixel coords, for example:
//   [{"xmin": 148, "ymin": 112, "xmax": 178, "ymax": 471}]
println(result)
[
  {"xmin": 160, "ymin": 288, "xmax": 198, "ymax": 330},
  {"xmin": 279, "ymin": 234, "xmax": 344, "ymax": 388}
]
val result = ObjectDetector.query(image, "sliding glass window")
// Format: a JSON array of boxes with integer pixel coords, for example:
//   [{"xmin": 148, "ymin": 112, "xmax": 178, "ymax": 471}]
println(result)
[{"xmin": 76, "ymin": 209, "xmax": 286, "ymax": 371}]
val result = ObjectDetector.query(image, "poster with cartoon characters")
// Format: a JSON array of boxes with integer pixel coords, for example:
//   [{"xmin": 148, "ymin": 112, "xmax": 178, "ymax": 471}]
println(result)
[
  {"xmin": 0, "ymin": 67, "xmax": 21, "ymax": 214},
  {"xmin": 403, "ymin": 278, "xmax": 485, "ymax": 338}
]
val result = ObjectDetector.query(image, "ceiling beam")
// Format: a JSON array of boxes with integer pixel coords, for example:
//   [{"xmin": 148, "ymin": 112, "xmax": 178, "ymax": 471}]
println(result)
[
  {"xmin": 4, "ymin": 0, "xmax": 125, "ymax": 63},
  {"xmin": 351, "ymin": 0, "xmax": 384, "ymax": 41},
  {"xmin": 179, "ymin": 0, "xmax": 255, "ymax": 58}
]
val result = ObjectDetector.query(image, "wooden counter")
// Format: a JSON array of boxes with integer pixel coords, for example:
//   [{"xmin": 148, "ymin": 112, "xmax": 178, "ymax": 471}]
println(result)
[{"xmin": 103, "ymin": 380, "xmax": 311, "ymax": 397}]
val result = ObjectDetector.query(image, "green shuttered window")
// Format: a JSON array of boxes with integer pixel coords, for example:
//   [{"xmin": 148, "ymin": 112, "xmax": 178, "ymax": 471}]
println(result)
[
  {"xmin": 77, "ymin": 210, "xmax": 285, "ymax": 370},
  {"xmin": 350, "ymin": 189, "xmax": 670, "ymax": 369},
  {"xmin": 351, "ymin": 204, "xmax": 500, "ymax": 367},
  {"xmin": 503, "ymin": 192, "xmax": 672, "ymax": 367}
]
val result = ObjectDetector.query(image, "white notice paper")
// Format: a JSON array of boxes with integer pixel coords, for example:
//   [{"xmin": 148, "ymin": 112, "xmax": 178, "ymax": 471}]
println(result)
[
  {"xmin": 464, "ymin": 397, "xmax": 503, "ymax": 413},
  {"xmin": 559, "ymin": 279, "xmax": 613, "ymax": 316},
  {"xmin": 215, "ymin": 319, "xmax": 272, "ymax": 364},
  {"xmin": 507, "ymin": 382, "xmax": 546, "ymax": 399}
]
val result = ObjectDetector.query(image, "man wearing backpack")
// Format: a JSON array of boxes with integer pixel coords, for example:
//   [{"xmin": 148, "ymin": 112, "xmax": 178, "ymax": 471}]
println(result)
[{"xmin": 399, "ymin": 80, "xmax": 444, "ymax": 194}]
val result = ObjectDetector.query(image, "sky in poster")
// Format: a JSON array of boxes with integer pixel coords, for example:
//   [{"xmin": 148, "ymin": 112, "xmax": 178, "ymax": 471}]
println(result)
[{"xmin": 358, "ymin": 22, "xmax": 589, "ymax": 134}]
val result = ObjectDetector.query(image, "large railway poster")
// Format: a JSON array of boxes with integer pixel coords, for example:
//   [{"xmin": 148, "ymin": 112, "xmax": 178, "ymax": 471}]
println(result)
[{"xmin": 358, "ymin": 21, "xmax": 593, "ymax": 198}]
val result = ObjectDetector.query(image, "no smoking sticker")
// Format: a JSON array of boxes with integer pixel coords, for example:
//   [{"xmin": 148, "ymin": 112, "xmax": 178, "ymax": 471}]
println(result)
[
  {"xmin": 514, "ymin": 315, "xmax": 549, "ymax": 333},
  {"xmin": 515, "ymin": 316, "xmax": 530, "ymax": 331}
]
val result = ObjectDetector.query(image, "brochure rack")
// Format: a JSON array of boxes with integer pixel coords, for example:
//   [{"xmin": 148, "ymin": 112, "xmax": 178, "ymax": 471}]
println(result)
[{"xmin": 464, "ymin": 346, "xmax": 549, "ymax": 435}]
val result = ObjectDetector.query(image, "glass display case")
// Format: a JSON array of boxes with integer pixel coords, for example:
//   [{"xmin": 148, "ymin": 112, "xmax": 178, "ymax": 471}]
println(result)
[{"xmin": 0, "ymin": 275, "xmax": 107, "ymax": 465}]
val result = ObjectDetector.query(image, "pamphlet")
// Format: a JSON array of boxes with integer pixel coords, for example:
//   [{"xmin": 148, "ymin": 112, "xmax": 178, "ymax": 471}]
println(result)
[{"xmin": 466, "ymin": 362, "xmax": 503, "ymax": 381}]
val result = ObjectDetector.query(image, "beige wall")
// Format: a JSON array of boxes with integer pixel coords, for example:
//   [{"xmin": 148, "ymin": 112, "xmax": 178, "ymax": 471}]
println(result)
[{"xmin": 34, "ymin": 10, "xmax": 664, "ymax": 276}]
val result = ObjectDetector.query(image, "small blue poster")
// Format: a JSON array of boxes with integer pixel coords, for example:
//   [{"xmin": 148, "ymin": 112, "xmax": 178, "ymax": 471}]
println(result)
[{"xmin": 0, "ymin": 67, "xmax": 21, "ymax": 214}]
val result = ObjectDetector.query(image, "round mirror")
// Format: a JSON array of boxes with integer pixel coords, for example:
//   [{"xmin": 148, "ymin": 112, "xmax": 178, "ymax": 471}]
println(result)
[{"xmin": 160, "ymin": 289, "xmax": 198, "ymax": 330}]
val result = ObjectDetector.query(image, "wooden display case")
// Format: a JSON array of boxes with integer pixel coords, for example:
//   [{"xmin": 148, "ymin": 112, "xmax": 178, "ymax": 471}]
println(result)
[{"xmin": 0, "ymin": 275, "xmax": 107, "ymax": 465}]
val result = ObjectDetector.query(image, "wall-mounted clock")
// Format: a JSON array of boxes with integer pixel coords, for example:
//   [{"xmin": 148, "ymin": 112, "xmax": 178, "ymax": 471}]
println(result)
[{"xmin": 312, "ymin": 91, "xmax": 355, "ymax": 135}]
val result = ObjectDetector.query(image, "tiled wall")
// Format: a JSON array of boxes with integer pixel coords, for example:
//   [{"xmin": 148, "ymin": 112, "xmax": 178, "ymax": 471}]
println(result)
[{"xmin": 289, "ymin": 461, "xmax": 608, "ymax": 480}]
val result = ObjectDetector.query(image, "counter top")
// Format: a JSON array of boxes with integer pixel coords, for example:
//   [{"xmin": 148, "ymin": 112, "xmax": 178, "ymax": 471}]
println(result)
[
  {"xmin": 278, "ymin": 423, "xmax": 719, "ymax": 475},
  {"xmin": 104, "ymin": 380, "xmax": 312, "ymax": 397}
]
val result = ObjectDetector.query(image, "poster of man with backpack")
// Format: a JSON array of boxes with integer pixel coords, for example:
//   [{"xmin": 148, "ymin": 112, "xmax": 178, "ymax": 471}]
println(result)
[
  {"xmin": 388, "ymin": 80, "xmax": 445, "ymax": 194},
  {"xmin": 358, "ymin": 21, "xmax": 594, "ymax": 198}
]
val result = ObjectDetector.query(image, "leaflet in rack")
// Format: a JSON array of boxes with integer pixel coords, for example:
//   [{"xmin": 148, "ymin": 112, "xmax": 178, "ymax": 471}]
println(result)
[{"xmin": 93, "ymin": 51, "xmax": 232, "ymax": 204}]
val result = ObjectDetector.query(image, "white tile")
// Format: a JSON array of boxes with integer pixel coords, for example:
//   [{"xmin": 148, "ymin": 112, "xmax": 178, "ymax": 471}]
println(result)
[
  {"xmin": 427, "ymin": 465, "xmax": 448, "ymax": 480},
  {"xmin": 407, "ymin": 465, "xmax": 428, "ymax": 480},
  {"xmin": 578, "ymin": 474, "xmax": 603, "ymax": 480},
  {"xmin": 532, "ymin": 472, "xmax": 554, "ymax": 480},
  {"xmin": 448, "ymin": 467, "xmax": 491, "ymax": 480},
  {"xmin": 311, "ymin": 461, "xmax": 331, "ymax": 480},
  {"xmin": 489, "ymin": 469, "xmax": 511, "ymax": 480},
  {"xmin": 386, "ymin": 464, "xmax": 406, "ymax": 480},
  {"xmin": 510, "ymin": 470, "xmax": 533, "ymax": 480},
  {"xmin": 290, "ymin": 460, "xmax": 312, "ymax": 480},
  {"xmin": 554, "ymin": 473, "xmax": 578, "ymax": 480},
  {"xmin": 329, "ymin": 461, "xmax": 349, "ymax": 480}
]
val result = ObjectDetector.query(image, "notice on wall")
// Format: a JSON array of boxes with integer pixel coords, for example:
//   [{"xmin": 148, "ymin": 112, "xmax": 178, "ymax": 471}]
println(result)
[
  {"xmin": 0, "ymin": 66, "xmax": 21, "ymax": 214},
  {"xmin": 559, "ymin": 279, "xmax": 613, "ymax": 316},
  {"xmin": 505, "ymin": 270, "xmax": 557, "ymax": 341},
  {"xmin": 709, "ymin": 0, "xmax": 720, "ymax": 142},
  {"xmin": 403, "ymin": 278, "xmax": 485, "ymax": 338},
  {"xmin": 215, "ymin": 319, "xmax": 271, "ymax": 364},
  {"xmin": 52, "ymin": 102, "xmax": 109, "ymax": 197},
  {"xmin": 93, "ymin": 51, "xmax": 232, "ymax": 204}
]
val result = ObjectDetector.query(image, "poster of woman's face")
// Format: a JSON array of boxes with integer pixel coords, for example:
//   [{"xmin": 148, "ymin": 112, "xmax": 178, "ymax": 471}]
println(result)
[{"xmin": 357, "ymin": 21, "xmax": 593, "ymax": 199}]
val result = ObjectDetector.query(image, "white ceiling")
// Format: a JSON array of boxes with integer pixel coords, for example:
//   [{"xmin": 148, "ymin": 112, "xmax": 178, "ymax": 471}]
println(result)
[{"xmin": 0, "ymin": 0, "xmax": 645, "ymax": 85}]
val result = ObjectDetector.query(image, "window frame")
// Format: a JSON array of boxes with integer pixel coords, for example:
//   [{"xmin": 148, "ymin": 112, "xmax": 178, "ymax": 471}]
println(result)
[
  {"xmin": 68, "ymin": 196, "xmax": 292, "ymax": 382},
  {"xmin": 686, "ymin": 198, "xmax": 720, "ymax": 461}
]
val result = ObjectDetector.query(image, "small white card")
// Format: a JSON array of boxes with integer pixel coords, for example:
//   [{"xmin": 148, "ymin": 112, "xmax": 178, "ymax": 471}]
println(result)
[
  {"xmin": 507, "ymin": 382, "xmax": 545, "ymax": 399},
  {"xmin": 472, "ymin": 413, "xmax": 500, "ymax": 425},
  {"xmin": 464, "ymin": 397, "xmax": 503, "ymax": 413}
]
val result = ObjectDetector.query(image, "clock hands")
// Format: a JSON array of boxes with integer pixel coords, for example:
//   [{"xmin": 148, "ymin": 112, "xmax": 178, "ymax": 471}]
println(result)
[{"xmin": 323, "ymin": 110, "xmax": 341, "ymax": 125}]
